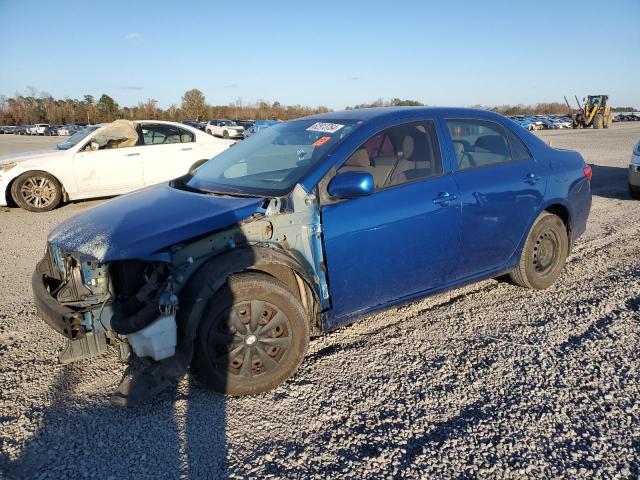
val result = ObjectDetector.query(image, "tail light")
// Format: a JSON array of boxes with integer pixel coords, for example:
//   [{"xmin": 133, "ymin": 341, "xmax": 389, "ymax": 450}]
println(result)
[{"xmin": 583, "ymin": 164, "xmax": 592, "ymax": 182}]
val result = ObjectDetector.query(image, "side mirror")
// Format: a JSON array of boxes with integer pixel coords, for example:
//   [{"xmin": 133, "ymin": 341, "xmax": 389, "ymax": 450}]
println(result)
[
  {"xmin": 328, "ymin": 171, "xmax": 374, "ymax": 199},
  {"xmin": 90, "ymin": 140, "xmax": 100, "ymax": 151}
]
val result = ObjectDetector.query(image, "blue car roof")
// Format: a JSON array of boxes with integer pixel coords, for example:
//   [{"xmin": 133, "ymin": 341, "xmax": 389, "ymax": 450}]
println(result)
[{"xmin": 305, "ymin": 106, "xmax": 507, "ymax": 122}]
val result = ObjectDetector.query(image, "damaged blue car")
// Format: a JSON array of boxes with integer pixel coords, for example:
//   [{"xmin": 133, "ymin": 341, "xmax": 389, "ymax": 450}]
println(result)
[{"xmin": 32, "ymin": 107, "xmax": 592, "ymax": 405}]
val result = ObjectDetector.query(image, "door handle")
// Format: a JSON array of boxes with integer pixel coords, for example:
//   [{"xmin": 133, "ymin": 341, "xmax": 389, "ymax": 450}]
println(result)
[
  {"xmin": 432, "ymin": 191, "xmax": 457, "ymax": 206},
  {"xmin": 524, "ymin": 172, "xmax": 541, "ymax": 184},
  {"xmin": 126, "ymin": 152, "xmax": 140, "ymax": 157},
  {"xmin": 181, "ymin": 147, "xmax": 193, "ymax": 151}
]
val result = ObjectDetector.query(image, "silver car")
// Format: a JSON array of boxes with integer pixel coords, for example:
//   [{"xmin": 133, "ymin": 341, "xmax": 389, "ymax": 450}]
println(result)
[{"xmin": 630, "ymin": 139, "xmax": 640, "ymax": 199}]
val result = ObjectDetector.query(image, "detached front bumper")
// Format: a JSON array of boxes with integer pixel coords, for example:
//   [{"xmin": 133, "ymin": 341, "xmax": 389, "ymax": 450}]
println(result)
[{"xmin": 32, "ymin": 270, "xmax": 84, "ymax": 339}]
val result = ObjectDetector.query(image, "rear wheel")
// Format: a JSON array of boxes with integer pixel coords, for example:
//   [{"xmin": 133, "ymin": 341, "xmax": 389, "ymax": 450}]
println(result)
[
  {"xmin": 11, "ymin": 171, "xmax": 62, "ymax": 212},
  {"xmin": 193, "ymin": 272, "xmax": 310, "ymax": 396},
  {"xmin": 510, "ymin": 212, "xmax": 568, "ymax": 290},
  {"xmin": 593, "ymin": 114, "xmax": 603, "ymax": 129},
  {"xmin": 630, "ymin": 183, "xmax": 640, "ymax": 200}
]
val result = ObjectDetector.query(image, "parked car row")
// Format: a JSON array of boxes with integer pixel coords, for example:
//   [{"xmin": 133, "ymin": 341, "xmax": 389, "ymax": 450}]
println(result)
[
  {"xmin": 181, "ymin": 119, "xmax": 279, "ymax": 139},
  {"xmin": 1, "ymin": 124, "xmax": 85, "ymax": 136},
  {"xmin": 3, "ymin": 120, "xmax": 281, "ymax": 139},
  {"xmin": 613, "ymin": 113, "xmax": 640, "ymax": 122},
  {"xmin": 508, "ymin": 115, "xmax": 574, "ymax": 131}
]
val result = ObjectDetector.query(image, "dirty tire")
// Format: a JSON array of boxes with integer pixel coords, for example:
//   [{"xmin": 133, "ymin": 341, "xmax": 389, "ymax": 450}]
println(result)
[
  {"xmin": 510, "ymin": 212, "xmax": 568, "ymax": 290},
  {"xmin": 11, "ymin": 171, "xmax": 62, "ymax": 212},
  {"xmin": 630, "ymin": 183, "xmax": 640, "ymax": 200},
  {"xmin": 593, "ymin": 114, "xmax": 603, "ymax": 129},
  {"xmin": 194, "ymin": 272, "xmax": 310, "ymax": 396}
]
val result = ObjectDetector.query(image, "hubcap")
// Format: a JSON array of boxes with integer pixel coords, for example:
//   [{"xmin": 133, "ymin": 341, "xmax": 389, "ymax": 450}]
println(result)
[
  {"xmin": 208, "ymin": 300, "xmax": 291, "ymax": 378},
  {"xmin": 20, "ymin": 177, "xmax": 55, "ymax": 208},
  {"xmin": 532, "ymin": 229, "xmax": 559, "ymax": 274}
]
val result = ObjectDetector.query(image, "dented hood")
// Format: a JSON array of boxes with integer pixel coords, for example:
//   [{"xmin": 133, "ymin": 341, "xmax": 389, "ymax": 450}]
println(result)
[{"xmin": 48, "ymin": 183, "xmax": 264, "ymax": 262}]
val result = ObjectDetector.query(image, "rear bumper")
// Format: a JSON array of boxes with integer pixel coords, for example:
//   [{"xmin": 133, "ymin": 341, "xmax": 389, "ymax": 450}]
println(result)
[{"xmin": 32, "ymin": 270, "xmax": 83, "ymax": 339}]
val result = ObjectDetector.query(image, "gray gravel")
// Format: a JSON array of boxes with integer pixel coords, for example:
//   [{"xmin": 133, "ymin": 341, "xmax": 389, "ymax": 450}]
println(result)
[{"xmin": 1, "ymin": 125, "xmax": 639, "ymax": 479}]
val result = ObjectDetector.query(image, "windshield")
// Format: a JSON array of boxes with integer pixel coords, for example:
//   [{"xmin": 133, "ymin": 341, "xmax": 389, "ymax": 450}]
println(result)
[
  {"xmin": 56, "ymin": 125, "xmax": 100, "ymax": 150},
  {"xmin": 187, "ymin": 118, "xmax": 360, "ymax": 196}
]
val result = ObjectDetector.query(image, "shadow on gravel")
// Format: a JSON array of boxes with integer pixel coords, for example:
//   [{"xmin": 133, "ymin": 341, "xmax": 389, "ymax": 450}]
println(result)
[
  {"xmin": 3, "ymin": 366, "xmax": 228, "ymax": 479},
  {"xmin": 589, "ymin": 164, "xmax": 633, "ymax": 200}
]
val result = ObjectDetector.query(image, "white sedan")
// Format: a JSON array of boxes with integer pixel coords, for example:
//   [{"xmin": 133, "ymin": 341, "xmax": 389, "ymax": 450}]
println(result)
[{"xmin": 0, "ymin": 120, "xmax": 233, "ymax": 212}]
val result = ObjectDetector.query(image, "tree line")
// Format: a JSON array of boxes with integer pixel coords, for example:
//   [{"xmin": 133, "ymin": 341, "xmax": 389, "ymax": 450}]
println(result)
[
  {"xmin": 0, "ymin": 88, "xmax": 331, "ymax": 126},
  {"xmin": 1, "ymin": 88, "xmax": 635, "ymax": 125}
]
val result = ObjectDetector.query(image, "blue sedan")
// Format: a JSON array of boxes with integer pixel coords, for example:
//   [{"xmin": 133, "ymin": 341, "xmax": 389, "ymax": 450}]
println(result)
[{"xmin": 33, "ymin": 107, "xmax": 592, "ymax": 405}]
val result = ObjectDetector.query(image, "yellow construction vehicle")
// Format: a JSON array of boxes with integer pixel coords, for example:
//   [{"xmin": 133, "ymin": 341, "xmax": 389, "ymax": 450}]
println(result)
[{"xmin": 564, "ymin": 94, "xmax": 612, "ymax": 129}]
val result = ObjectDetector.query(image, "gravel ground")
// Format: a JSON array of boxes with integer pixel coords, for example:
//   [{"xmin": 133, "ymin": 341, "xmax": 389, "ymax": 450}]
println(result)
[{"xmin": 1, "ymin": 125, "xmax": 639, "ymax": 479}]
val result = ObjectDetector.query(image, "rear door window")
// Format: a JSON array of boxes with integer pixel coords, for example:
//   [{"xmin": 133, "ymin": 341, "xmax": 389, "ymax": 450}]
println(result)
[
  {"xmin": 446, "ymin": 119, "xmax": 515, "ymax": 171},
  {"xmin": 141, "ymin": 124, "xmax": 195, "ymax": 145}
]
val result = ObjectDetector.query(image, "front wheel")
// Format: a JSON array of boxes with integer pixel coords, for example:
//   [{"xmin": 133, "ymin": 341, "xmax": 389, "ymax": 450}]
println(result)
[
  {"xmin": 193, "ymin": 272, "xmax": 310, "ymax": 396},
  {"xmin": 630, "ymin": 183, "xmax": 640, "ymax": 200},
  {"xmin": 223, "ymin": 130, "xmax": 229, "ymax": 139},
  {"xmin": 510, "ymin": 212, "xmax": 568, "ymax": 290},
  {"xmin": 11, "ymin": 171, "xmax": 62, "ymax": 212}
]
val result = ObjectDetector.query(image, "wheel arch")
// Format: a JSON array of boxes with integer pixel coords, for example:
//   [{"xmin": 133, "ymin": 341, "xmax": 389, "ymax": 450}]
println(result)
[
  {"xmin": 542, "ymin": 201, "xmax": 572, "ymax": 252},
  {"xmin": 176, "ymin": 244, "xmax": 322, "ymax": 354}
]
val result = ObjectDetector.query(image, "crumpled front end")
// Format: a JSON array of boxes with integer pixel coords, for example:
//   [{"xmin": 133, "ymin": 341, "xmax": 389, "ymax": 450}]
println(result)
[
  {"xmin": 32, "ymin": 183, "xmax": 329, "ymax": 406},
  {"xmin": 32, "ymin": 244, "xmax": 179, "ymax": 365},
  {"xmin": 33, "ymin": 244, "xmax": 117, "ymax": 363}
]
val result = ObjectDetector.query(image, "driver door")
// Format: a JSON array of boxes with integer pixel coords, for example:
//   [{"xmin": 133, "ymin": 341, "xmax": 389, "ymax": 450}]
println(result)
[
  {"xmin": 321, "ymin": 120, "xmax": 461, "ymax": 321},
  {"xmin": 72, "ymin": 145, "xmax": 145, "ymax": 196}
]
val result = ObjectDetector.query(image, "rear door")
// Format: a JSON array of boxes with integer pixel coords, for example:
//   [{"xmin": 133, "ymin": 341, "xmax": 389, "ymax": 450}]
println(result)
[
  {"xmin": 139, "ymin": 123, "xmax": 199, "ymax": 185},
  {"xmin": 321, "ymin": 119, "xmax": 461, "ymax": 320},
  {"xmin": 445, "ymin": 118, "xmax": 547, "ymax": 278}
]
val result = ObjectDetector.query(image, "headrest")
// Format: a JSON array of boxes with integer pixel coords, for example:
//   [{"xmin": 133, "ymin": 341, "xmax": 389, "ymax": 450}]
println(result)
[
  {"xmin": 345, "ymin": 149, "xmax": 370, "ymax": 167},
  {"xmin": 402, "ymin": 135, "xmax": 415, "ymax": 159},
  {"xmin": 475, "ymin": 135, "xmax": 508, "ymax": 155},
  {"xmin": 453, "ymin": 142, "xmax": 465, "ymax": 157}
]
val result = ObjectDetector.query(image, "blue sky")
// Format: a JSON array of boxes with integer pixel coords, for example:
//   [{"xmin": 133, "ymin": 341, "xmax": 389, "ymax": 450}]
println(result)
[{"xmin": 1, "ymin": 0, "xmax": 638, "ymax": 109}]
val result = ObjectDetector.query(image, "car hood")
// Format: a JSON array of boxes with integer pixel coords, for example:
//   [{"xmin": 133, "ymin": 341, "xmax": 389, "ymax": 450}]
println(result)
[
  {"xmin": 0, "ymin": 149, "xmax": 66, "ymax": 166},
  {"xmin": 48, "ymin": 183, "xmax": 265, "ymax": 262}
]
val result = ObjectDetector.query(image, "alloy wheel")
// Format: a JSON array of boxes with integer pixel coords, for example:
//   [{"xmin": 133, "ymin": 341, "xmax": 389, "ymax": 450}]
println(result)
[{"xmin": 19, "ymin": 176, "xmax": 57, "ymax": 209}]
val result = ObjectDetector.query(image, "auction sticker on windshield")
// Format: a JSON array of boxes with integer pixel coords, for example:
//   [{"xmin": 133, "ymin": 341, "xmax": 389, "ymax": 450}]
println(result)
[
  {"xmin": 312, "ymin": 136, "xmax": 332, "ymax": 147},
  {"xmin": 306, "ymin": 122, "xmax": 344, "ymax": 134}
]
